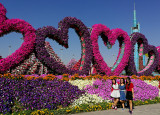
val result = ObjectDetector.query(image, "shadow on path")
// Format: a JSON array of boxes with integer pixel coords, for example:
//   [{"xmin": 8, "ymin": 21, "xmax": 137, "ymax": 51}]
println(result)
[{"xmin": 71, "ymin": 103, "xmax": 160, "ymax": 115}]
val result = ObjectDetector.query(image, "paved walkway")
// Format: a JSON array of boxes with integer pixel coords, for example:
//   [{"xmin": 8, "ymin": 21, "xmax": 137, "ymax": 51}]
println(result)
[{"xmin": 72, "ymin": 103, "xmax": 160, "ymax": 115}]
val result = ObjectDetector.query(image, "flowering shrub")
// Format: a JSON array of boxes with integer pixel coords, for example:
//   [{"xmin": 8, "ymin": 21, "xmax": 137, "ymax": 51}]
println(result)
[
  {"xmin": 0, "ymin": 77, "xmax": 85, "ymax": 113},
  {"xmin": 90, "ymin": 24, "xmax": 131, "ymax": 76},
  {"xmin": 66, "ymin": 59, "xmax": 77, "ymax": 69},
  {"xmin": 72, "ymin": 58, "xmax": 82, "ymax": 70},
  {"xmin": 0, "ymin": 3, "xmax": 36, "ymax": 74}
]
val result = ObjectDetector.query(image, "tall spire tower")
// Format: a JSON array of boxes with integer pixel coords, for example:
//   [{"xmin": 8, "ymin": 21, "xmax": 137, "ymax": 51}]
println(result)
[
  {"xmin": 131, "ymin": 1, "xmax": 142, "ymax": 71},
  {"xmin": 131, "ymin": 2, "xmax": 140, "ymax": 33},
  {"xmin": 133, "ymin": 2, "xmax": 136, "ymax": 27}
]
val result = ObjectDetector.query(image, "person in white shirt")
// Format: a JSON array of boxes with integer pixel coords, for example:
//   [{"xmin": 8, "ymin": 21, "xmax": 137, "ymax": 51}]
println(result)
[{"xmin": 111, "ymin": 79, "xmax": 120, "ymax": 110}]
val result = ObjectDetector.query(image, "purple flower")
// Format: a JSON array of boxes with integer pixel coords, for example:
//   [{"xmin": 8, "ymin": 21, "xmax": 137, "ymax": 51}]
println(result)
[
  {"xmin": 0, "ymin": 77, "xmax": 85, "ymax": 113},
  {"xmin": 85, "ymin": 78, "xmax": 159, "ymax": 101}
]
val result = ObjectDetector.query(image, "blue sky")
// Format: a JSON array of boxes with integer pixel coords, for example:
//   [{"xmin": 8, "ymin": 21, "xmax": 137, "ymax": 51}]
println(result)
[{"xmin": 0, "ymin": 0, "xmax": 160, "ymax": 66}]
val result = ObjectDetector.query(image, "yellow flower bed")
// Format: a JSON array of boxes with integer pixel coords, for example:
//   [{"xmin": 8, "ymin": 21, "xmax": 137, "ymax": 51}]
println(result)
[{"xmin": 28, "ymin": 97, "xmax": 160, "ymax": 115}]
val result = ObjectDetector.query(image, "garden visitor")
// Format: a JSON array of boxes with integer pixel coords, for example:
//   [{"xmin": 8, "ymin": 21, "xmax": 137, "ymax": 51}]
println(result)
[
  {"xmin": 111, "ymin": 79, "xmax": 120, "ymax": 110},
  {"xmin": 119, "ymin": 78, "xmax": 126, "ymax": 110},
  {"xmin": 126, "ymin": 77, "xmax": 134, "ymax": 114}
]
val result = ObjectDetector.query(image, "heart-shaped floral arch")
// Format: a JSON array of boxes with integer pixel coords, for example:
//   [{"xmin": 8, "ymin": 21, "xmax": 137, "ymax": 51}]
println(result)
[
  {"xmin": 35, "ymin": 17, "xmax": 93, "ymax": 75},
  {"xmin": 156, "ymin": 46, "xmax": 160, "ymax": 72},
  {"xmin": 125, "ymin": 32, "xmax": 159, "ymax": 76},
  {"xmin": 91, "ymin": 24, "xmax": 131, "ymax": 76},
  {"xmin": 0, "ymin": 3, "xmax": 36, "ymax": 74}
]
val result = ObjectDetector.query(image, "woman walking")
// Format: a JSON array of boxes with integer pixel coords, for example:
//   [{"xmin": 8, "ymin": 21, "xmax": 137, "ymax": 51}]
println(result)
[
  {"xmin": 119, "ymin": 78, "xmax": 126, "ymax": 110},
  {"xmin": 111, "ymin": 79, "xmax": 120, "ymax": 110},
  {"xmin": 126, "ymin": 77, "xmax": 134, "ymax": 114}
]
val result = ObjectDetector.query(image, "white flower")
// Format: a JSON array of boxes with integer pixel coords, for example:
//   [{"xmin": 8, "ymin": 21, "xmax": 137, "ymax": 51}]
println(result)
[
  {"xmin": 69, "ymin": 79, "xmax": 95, "ymax": 90},
  {"xmin": 71, "ymin": 92, "xmax": 111, "ymax": 107},
  {"xmin": 144, "ymin": 80, "xmax": 160, "ymax": 97},
  {"xmin": 144, "ymin": 80, "xmax": 159, "ymax": 87}
]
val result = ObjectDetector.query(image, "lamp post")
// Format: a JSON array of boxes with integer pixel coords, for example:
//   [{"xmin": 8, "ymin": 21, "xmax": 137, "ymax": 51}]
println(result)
[
  {"xmin": 112, "ymin": 54, "xmax": 115, "ymax": 67},
  {"xmin": 8, "ymin": 45, "xmax": 11, "ymax": 56},
  {"xmin": 87, "ymin": 27, "xmax": 92, "ymax": 34},
  {"xmin": 60, "ymin": 48, "xmax": 63, "ymax": 58},
  {"xmin": 20, "ymin": 37, "xmax": 24, "ymax": 44},
  {"xmin": 73, "ymin": 54, "xmax": 75, "ymax": 59},
  {"xmin": 8, "ymin": 45, "xmax": 11, "ymax": 73}
]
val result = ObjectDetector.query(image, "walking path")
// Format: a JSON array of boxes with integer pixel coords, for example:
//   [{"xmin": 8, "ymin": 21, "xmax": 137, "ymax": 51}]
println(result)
[{"xmin": 72, "ymin": 103, "xmax": 160, "ymax": 115}]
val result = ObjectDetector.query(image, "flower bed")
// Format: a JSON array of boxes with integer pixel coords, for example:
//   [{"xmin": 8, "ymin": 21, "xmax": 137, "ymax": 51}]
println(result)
[
  {"xmin": 85, "ymin": 79, "xmax": 159, "ymax": 101},
  {"xmin": 6, "ymin": 97, "xmax": 160, "ymax": 115},
  {"xmin": 0, "ymin": 76, "xmax": 84, "ymax": 114},
  {"xmin": 0, "ymin": 74, "xmax": 160, "ymax": 114}
]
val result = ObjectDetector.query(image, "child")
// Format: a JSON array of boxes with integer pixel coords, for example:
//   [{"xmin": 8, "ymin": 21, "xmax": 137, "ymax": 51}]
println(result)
[
  {"xmin": 111, "ymin": 79, "xmax": 120, "ymax": 110},
  {"xmin": 126, "ymin": 77, "xmax": 134, "ymax": 114},
  {"xmin": 119, "ymin": 78, "xmax": 126, "ymax": 110}
]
